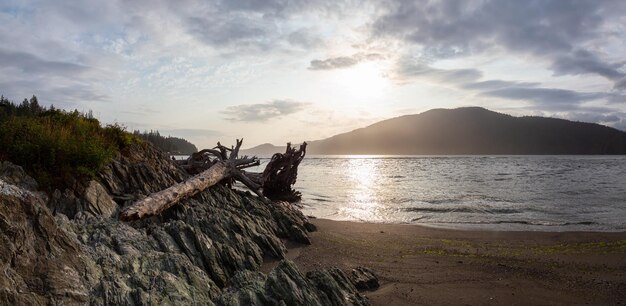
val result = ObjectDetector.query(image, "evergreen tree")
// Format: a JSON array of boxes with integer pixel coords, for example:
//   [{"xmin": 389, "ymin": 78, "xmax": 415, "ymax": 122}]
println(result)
[{"xmin": 29, "ymin": 95, "xmax": 42, "ymax": 115}]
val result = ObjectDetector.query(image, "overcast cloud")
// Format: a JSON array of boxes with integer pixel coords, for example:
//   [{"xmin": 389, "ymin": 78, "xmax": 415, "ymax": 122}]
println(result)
[{"xmin": 0, "ymin": 0, "xmax": 625, "ymax": 147}]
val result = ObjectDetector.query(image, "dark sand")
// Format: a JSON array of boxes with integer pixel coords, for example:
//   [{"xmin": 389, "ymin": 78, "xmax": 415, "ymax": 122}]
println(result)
[{"xmin": 277, "ymin": 219, "xmax": 626, "ymax": 305}]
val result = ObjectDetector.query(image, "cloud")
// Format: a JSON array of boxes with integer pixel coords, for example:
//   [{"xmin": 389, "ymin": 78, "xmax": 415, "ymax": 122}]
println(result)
[
  {"xmin": 565, "ymin": 112, "xmax": 621, "ymax": 124},
  {"xmin": 222, "ymin": 100, "xmax": 310, "ymax": 122},
  {"xmin": 0, "ymin": 49, "xmax": 91, "ymax": 75},
  {"xmin": 551, "ymin": 49, "xmax": 625, "ymax": 81},
  {"xmin": 181, "ymin": 0, "xmax": 341, "ymax": 53},
  {"xmin": 614, "ymin": 78, "xmax": 626, "ymax": 91},
  {"xmin": 391, "ymin": 58, "xmax": 482, "ymax": 84},
  {"xmin": 372, "ymin": 0, "xmax": 626, "ymax": 88},
  {"xmin": 561, "ymin": 111, "xmax": 626, "ymax": 132},
  {"xmin": 0, "ymin": 80, "xmax": 108, "ymax": 110},
  {"xmin": 1, "ymin": 0, "xmax": 624, "ymax": 139},
  {"xmin": 309, "ymin": 56, "xmax": 358, "ymax": 70},
  {"xmin": 287, "ymin": 28, "xmax": 324, "ymax": 49},
  {"xmin": 308, "ymin": 53, "xmax": 384, "ymax": 70},
  {"xmin": 481, "ymin": 87, "xmax": 606, "ymax": 110},
  {"xmin": 462, "ymin": 80, "xmax": 540, "ymax": 91},
  {"xmin": 185, "ymin": 15, "xmax": 269, "ymax": 50},
  {"xmin": 614, "ymin": 120, "xmax": 626, "ymax": 131}
]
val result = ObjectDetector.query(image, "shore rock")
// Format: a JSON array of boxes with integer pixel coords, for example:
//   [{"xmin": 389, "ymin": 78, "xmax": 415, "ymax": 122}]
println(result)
[
  {"xmin": 0, "ymin": 143, "xmax": 371, "ymax": 305},
  {"xmin": 219, "ymin": 260, "xmax": 369, "ymax": 306},
  {"xmin": 0, "ymin": 178, "xmax": 96, "ymax": 305},
  {"xmin": 349, "ymin": 267, "xmax": 380, "ymax": 291},
  {"xmin": 82, "ymin": 180, "xmax": 118, "ymax": 217}
]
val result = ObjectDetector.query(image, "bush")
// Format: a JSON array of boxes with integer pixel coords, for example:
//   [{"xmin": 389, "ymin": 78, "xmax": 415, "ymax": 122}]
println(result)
[{"xmin": 0, "ymin": 101, "xmax": 141, "ymax": 190}]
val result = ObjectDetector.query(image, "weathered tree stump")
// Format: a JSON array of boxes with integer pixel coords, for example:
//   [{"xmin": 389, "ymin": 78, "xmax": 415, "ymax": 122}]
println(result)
[{"xmin": 260, "ymin": 142, "xmax": 307, "ymax": 202}]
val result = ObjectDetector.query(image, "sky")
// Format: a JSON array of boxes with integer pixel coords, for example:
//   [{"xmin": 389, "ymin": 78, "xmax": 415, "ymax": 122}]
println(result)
[{"xmin": 1, "ymin": 0, "xmax": 626, "ymax": 148}]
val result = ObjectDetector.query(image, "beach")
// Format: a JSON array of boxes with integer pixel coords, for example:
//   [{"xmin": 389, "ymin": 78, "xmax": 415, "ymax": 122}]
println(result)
[{"xmin": 279, "ymin": 219, "xmax": 626, "ymax": 305}]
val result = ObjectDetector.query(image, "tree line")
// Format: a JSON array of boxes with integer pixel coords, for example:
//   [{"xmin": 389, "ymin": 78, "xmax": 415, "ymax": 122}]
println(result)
[{"xmin": 132, "ymin": 130, "xmax": 198, "ymax": 155}]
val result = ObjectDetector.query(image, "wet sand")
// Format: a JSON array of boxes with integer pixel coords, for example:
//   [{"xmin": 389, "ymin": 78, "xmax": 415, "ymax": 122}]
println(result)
[{"xmin": 289, "ymin": 219, "xmax": 626, "ymax": 305}]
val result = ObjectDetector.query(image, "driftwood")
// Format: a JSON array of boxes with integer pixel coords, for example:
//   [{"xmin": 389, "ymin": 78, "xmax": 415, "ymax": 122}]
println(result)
[
  {"xmin": 259, "ymin": 142, "xmax": 306, "ymax": 201},
  {"xmin": 120, "ymin": 139, "xmax": 306, "ymax": 221}
]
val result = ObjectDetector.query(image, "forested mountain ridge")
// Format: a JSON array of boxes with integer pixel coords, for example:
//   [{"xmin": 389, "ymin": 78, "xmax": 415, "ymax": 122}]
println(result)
[
  {"xmin": 133, "ymin": 130, "xmax": 198, "ymax": 154},
  {"xmin": 244, "ymin": 107, "xmax": 626, "ymax": 155}
]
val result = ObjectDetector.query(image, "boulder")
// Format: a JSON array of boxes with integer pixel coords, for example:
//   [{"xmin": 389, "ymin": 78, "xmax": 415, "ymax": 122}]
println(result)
[
  {"xmin": 0, "ymin": 160, "xmax": 38, "ymax": 191},
  {"xmin": 81, "ymin": 180, "xmax": 117, "ymax": 218},
  {"xmin": 349, "ymin": 267, "xmax": 380, "ymax": 290},
  {"xmin": 307, "ymin": 267, "xmax": 370, "ymax": 306}
]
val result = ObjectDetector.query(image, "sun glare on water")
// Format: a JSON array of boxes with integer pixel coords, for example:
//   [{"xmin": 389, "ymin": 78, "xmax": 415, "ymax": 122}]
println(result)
[{"xmin": 341, "ymin": 158, "xmax": 382, "ymax": 221}]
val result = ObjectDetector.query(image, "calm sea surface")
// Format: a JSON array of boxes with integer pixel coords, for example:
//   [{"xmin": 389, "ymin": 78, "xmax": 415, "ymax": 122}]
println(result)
[{"xmin": 248, "ymin": 155, "xmax": 626, "ymax": 231}]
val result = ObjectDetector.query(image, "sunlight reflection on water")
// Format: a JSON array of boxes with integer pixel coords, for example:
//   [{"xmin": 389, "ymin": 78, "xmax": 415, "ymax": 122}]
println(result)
[
  {"xmin": 241, "ymin": 155, "xmax": 626, "ymax": 231},
  {"xmin": 341, "ymin": 159, "xmax": 381, "ymax": 221}
]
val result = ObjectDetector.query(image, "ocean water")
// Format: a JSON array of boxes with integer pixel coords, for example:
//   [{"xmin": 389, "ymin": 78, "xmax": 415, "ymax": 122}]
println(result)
[{"xmin": 250, "ymin": 155, "xmax": 626, "ymax": 231}]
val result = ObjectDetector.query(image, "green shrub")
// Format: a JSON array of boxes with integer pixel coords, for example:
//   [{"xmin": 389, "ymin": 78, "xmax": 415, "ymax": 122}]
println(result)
[{"xmin": 0, "ymin": 103, "xmax": 141, "ymax": 190}]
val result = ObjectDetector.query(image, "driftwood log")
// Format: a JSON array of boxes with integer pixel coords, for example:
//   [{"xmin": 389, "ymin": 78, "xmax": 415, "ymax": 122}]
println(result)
[{"xmin": 120, "ymin": 139, "xmax": 306, "ymax": 221}]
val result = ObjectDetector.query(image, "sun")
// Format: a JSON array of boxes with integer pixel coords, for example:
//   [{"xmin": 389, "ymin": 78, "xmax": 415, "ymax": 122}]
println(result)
[{"xmin": 331, "ymin": 61, "xmax": 389, "ymax": 103}]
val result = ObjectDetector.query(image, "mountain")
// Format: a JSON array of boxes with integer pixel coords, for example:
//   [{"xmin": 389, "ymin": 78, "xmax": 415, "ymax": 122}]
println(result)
[
  {"xmin": 241, "ymin": 143, "xmax": 285, "ymax": 155},
  {"xmin": 243, "ymin": 107, "xmax": 626, "ymax": 155}
]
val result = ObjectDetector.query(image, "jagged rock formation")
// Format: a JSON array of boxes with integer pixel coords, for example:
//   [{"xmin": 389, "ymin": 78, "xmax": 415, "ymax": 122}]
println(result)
[
  {"xmin": 0, "ymin": 170, "xmax": 94, "ymax": 305},
  {"xmin": 219, "ymin": 261, "xmax": 369, "ymax": 306},
  {"xmin": 0, "ymin": 143, "xmax": 371, "ymax": 305}
]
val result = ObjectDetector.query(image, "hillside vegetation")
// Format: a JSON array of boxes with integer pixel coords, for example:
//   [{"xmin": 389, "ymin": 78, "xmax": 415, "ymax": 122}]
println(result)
[{"xmin": 0, "ymin": 95, "xmax": 140, "ymax": 189}]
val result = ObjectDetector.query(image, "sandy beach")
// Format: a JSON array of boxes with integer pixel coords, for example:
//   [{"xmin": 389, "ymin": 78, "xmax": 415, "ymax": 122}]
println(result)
[{"xmin": 280, "ymin": 219, "xmax": 626, "ymax": 305}]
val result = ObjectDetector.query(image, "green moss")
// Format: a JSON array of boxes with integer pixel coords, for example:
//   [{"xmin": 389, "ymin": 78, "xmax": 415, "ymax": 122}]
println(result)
[{"xmin": 530, "ymin": 240, "xmax": 626, "ymax": 255}]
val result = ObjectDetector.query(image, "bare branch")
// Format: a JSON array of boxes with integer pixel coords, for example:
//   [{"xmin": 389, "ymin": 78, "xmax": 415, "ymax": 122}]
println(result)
[{"xmin": 230, "ymin": 138, "xmax": 243, "ymax": 160}]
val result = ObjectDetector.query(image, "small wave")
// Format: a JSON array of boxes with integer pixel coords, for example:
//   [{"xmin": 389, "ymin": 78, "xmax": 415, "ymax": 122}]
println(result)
[
  {"xmin": 309, "ymin": 193, "xmax": 332, "ymax": 199},
  {"xmin": 404, "ymin": 207, "xmax": 471, "ymax": 213},
  {"xmin": 560, "ymin": 190, "xmax": 596, "ymax": 196},
  {"xmin": 495, "ymin": 220, "xmax": 599, "ymax": 226},
  {"xmin": 423, "ymin": 199, "xmax": 462, "ymax": 205},
  {"xmin": 312, "ymin": 198, "xmax": 332, "ymax": 202},
  {"xmin": 562, "ymin": 221, "xmax": 598, "ymax": 226},
  {"xmin": 403, "ymin": 207, "xmax": 522, "ymax": 214},
  {"xmin": 494, "ymin": 177, "xmax": 512, "ymax": 181},
  {"xmin": 424, "ymin": 220, "xmax": 599, "ymax": 227},
  {"xmin": 423, "ymin": 195, "xmax": 517, "ymax": 204}
]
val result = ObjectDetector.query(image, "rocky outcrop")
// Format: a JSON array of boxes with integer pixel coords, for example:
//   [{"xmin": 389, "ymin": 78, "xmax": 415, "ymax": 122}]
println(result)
[
  {"xmin": 0, "ymin": 177, "xmax": 96, "ymax": 305},
  {"xmin": 48, "ymin": 143, "xmax": 186, "ymax": 219},
  {"xmin": 98, "ymin": 143, "xmax": 187, "ymax": 198},
  {"xmin": 219, "ymin": 261, "xmax": 369, "ymax": 306},
  {"xmin": 0, "ymin": 143, "xmax": 371, "ymax": 305}
]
